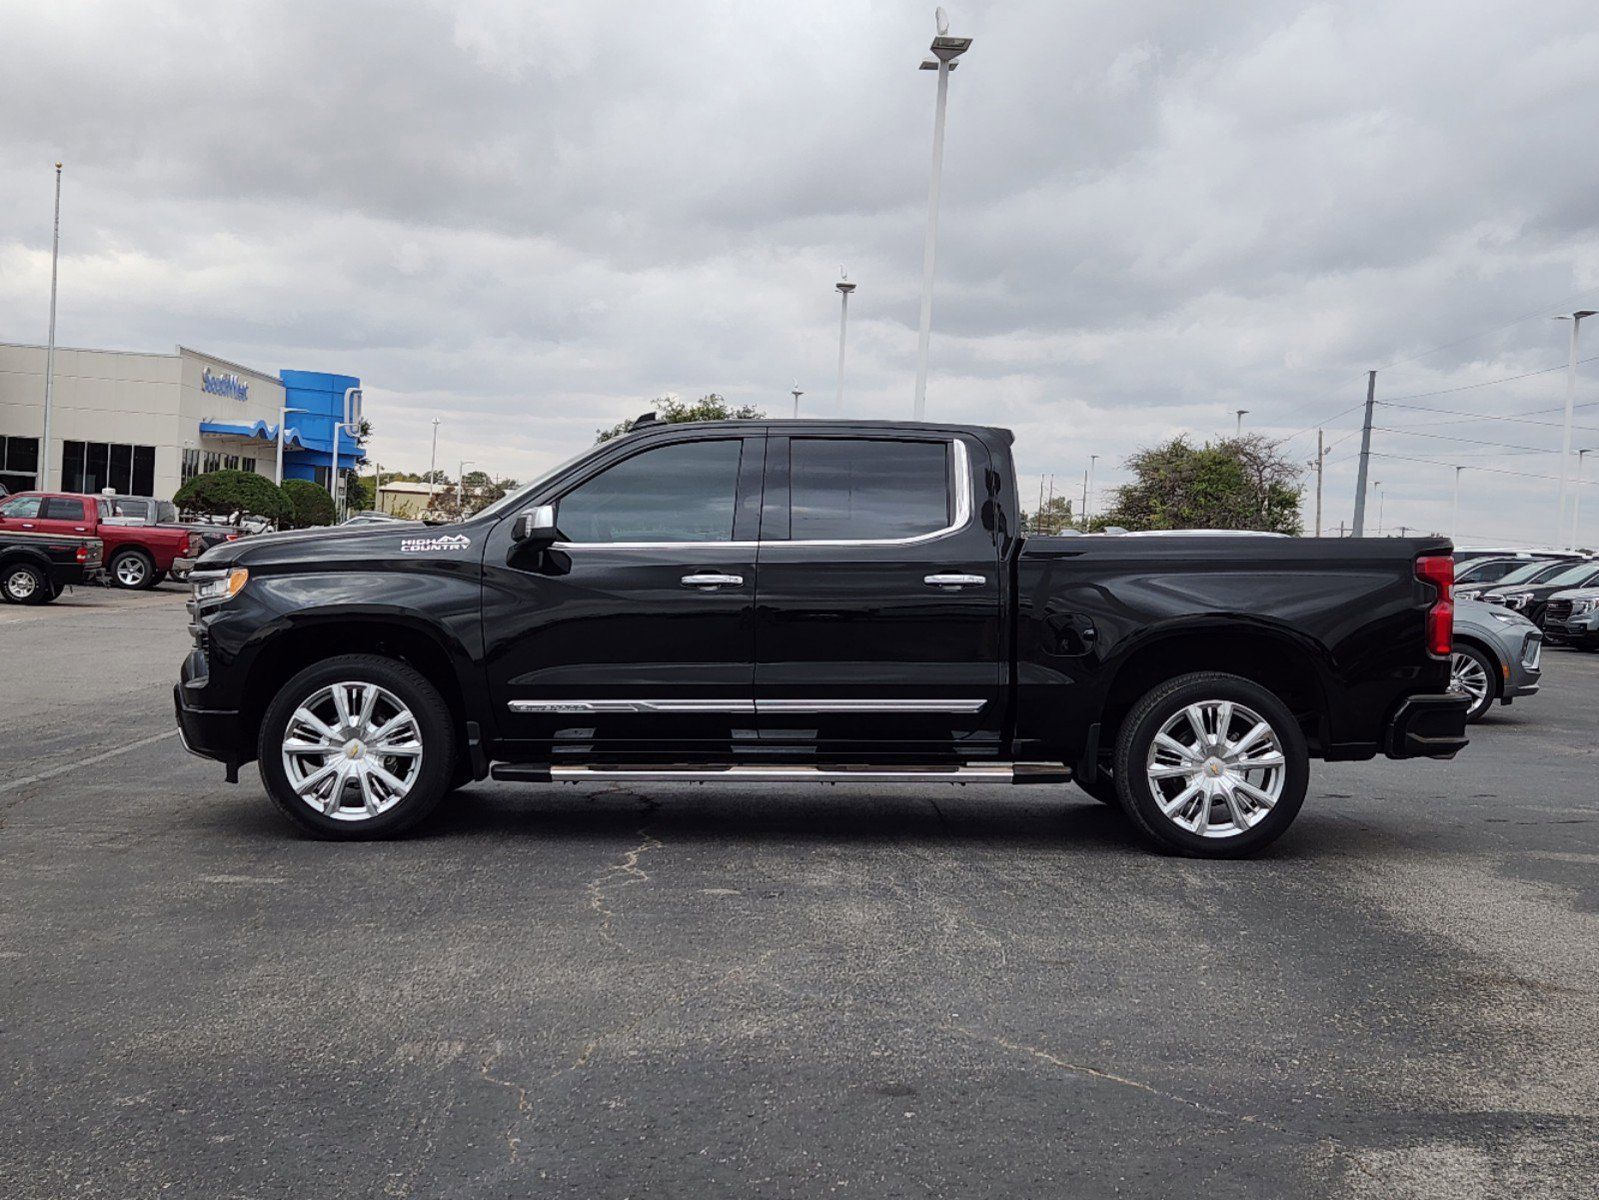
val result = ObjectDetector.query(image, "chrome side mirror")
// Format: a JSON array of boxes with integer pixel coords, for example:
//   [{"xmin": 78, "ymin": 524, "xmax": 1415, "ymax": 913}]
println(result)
[{"xmin": 511, "ymin": 504, "xmax": 557, "ymax": 544}]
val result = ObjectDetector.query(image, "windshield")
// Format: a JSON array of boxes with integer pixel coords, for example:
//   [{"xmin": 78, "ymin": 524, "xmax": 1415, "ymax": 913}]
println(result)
[
  {"xmin": 1492, "ymin": 560, "xmax": 1564, "ymax": 586},
  {"xmin": 1540, "ymin": 562, "xmax": 1599, "ymax": 588},
  {"xmin": 470, "ymin": 441, "xmax": 609, "ymax": 523}
]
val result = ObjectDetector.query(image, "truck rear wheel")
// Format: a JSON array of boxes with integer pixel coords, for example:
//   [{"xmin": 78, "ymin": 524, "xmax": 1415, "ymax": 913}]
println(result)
[
  {"xmin": 109, "ymin": 548, "xmax": 156, "ymax": 590},
  {"xmin": 256, "ymin": 654, "xmax": 459, "ymax": 839},
  {"xmin": 1113, "ymin": 671, "xmax": 1308, "ymax": 858},
  {"xmin": 2, "ymin": 562, "xmax": 53, "ymax": 606}
]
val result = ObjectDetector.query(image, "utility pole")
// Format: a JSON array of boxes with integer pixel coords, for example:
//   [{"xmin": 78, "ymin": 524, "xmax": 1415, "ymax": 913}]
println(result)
[
  {"xmin": 912, "ymin": 9, "xmax": 972, "ymax": 419},
  {"xmin": 1084, "ymin": 455, "xmax": 1099, "ymax": 529},
  {"xmin": 1079, "ymin": 469, "xmax": 1089, "ymax": 531},
  {"xmin": 40, "ymin": 162, "xmax": 63, "ymax": 491},
  {"xmin": 1036, "ymin": 475, "xmax": 1045, "ymax": 534},
  {"xmin": 1451, "ymin": 465, "xmax": 1465, "ymax": 544},
  {"xmin": 835, "ymin": 275, "xmax": 855, "ymax": 411},
  {"xmin": 1312, "ymin": 429, "xmax": 1326, "ymax": 537},
  {"xmin": 1352, "ymin": 370, "xmax": 1376, "ymax": 536},
  {"xmin": 1555, "ymin": 313, "xmax": 1595, "ymax": 548},
  {"xmin": 1575, "ymin": 448, "xmax": 1593, "ymax": 550}
]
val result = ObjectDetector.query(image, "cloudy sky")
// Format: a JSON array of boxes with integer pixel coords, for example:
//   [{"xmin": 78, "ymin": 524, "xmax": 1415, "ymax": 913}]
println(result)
[{"xmin": 3, "ymin": 0, "xmax": 1598, "ymax": 543}]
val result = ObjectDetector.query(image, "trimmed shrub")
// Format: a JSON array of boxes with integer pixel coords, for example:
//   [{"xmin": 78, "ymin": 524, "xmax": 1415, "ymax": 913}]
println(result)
[
  {"xmin": 282, "ymin": 479, "xmax": 337, "ymax": 529},
  {"xmin": 174, "ymin": 470, "xmax": 291, "ymax": 527}
]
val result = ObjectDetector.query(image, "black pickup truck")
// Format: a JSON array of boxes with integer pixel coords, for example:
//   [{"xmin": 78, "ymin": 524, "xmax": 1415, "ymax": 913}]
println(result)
[
  {"xmin": 1, "ymin": 530, "xmax": 105, "ymax": 604},
  {"xmin": 175, "ymin": 418, "xmax": 1468, "ymax": 857}
]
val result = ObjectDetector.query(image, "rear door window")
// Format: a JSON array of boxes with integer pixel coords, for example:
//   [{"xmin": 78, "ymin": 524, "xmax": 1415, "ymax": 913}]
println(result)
[
  {"xmin": 788, "ymin": 438, "xmax": 952, "ymax": 542},
  {"xmin": 39, "ymin": 497, "xmax": 88, "ymax": 521}
]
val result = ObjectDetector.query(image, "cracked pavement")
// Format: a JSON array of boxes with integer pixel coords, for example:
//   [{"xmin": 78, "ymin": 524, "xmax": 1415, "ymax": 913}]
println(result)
[{"xmin": 1, "ymin": 589, "xmax": 1596, "ymax": 1197}]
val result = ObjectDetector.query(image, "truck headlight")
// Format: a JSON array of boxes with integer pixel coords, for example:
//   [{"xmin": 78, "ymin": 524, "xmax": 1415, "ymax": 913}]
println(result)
[
  {"xmin": 193, "ymin": 567, "xmax": 249, "ymax": 606},
  {"xmin": 1575, "ymin": 597, "xmax": 1599, "ymax": 615},
  {"xmin": 1502, "ymin": 592, "xmax": 1533, "ymax": 609}
]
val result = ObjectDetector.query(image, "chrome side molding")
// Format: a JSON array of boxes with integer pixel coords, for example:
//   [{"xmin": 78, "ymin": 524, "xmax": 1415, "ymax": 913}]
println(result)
[{"xmin": 508, "ymin": 698, "xmax": 987, "ymax": 715}]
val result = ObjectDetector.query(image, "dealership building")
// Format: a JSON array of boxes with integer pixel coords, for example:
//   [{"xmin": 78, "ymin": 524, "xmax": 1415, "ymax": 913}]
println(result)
[{"xmin": 0, "ymin": 341, "xmax": 366, "ymax": 499}]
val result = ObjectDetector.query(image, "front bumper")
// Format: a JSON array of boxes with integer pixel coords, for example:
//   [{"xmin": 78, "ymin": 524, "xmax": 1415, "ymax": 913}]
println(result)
[
  {"xmin": 171, "ymin": 556, "xmax": 198, "ymax": 581},
  {"xmin": 1544, "ymin": 616, "xmax": 1599, "ymax": 646},
  {"xmin": 1384, "ymin": 692, "xmax": 1470, "ymax": 760},
  {"xmin": 174, "ymin": 649, "xmax": 246, "ymax": 780}
]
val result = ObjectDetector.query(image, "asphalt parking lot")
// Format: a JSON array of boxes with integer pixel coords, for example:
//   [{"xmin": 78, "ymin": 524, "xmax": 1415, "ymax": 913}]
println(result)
[{"xmin": 2, "ymin": 588, "xmax": 1596, "ymax": 1198}]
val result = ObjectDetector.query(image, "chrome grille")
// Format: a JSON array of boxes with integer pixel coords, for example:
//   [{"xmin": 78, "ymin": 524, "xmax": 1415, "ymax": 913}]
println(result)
[{"xmin": 1545, "ymin": 599, "xmax": 1573, "ymax": 625}]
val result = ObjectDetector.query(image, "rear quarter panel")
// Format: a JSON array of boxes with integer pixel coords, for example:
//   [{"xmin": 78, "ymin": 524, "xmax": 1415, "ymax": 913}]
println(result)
[{"xmin": 1014, "ymin": 536, "xmax": 1452, "ymax": 763}]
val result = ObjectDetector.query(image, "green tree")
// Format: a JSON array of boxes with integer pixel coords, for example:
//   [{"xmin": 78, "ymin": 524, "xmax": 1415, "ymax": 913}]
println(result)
[
  {"xmin": 281, "ymin": 479, "xmax": 337, "ymax": 529},
  {"xmin": 1020, "ymin": 495, "xmax": 1074, "ymax": 534},
  {"xmin": 595, "ymin": 393, "xmax": 765, "ymax": 443},
  {"xmin": 1094, "ymin": 436, "xmax": 1302, "ymax": 534},
  {"xmin": 174, "ymin": 470, "xmax": 291, "ymax": 527},
  {"xmin": 343, "ymin": 471, "xmax": 373, "ymax": 513}
]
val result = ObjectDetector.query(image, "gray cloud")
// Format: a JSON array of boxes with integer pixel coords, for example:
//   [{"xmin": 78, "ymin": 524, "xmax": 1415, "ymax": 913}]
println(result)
[{"xmin": 2, "ymin": 0, "xmax": 1598, "ymax": 541}]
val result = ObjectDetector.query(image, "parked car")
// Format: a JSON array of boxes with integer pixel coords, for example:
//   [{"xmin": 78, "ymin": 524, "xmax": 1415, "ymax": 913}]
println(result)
[
  {"xmin": 1449, "ymin": 599, "xmax": 1542, "ymax": 721},
  {"xmin": 175, "ymin": 418, "xmax": 1469, "ymax": 858},
  {"xmin": 1456, "ymin": 558, "xmax": 1575, "ymax": 601},
  {"xmin": 1480, "ymin": 560, "xmax": 1599, "ymax": 627},
  {"xmin": 1454, "ymin": 554, "xmax": 1562, "ymax": 588},
  {"xmin": 1541, "ymin": 588, "xmax": 1599, "ymax": 650},
  {"xmin": 0, "ymin": 528, "xmax": 104, "ymax": 604},
  {"xmin": 0, "ymin": 491, "xmax": 200, "ymax": 590},
  {"xmin": 102, "ymin": 493, "xmax": 241, "ymax": 580},
  {"xmin": 340, "ymin": 511, "xmax": 408, "ymax": 526}
]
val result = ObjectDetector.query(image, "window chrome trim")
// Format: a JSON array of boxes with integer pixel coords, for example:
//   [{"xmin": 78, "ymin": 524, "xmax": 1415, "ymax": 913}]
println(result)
[
  {"xmin": 508, "ymin": 698, "xmax": 986, "ymax": 715},
  {"xmin": 549, "ymin": 438, "xmax": 974, "ymax": 551}
]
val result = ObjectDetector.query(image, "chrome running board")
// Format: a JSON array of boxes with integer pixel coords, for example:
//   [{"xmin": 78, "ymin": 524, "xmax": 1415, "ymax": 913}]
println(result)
[{"xmin": 489, "ymin": 763, "xmax": 1070, "ymax": 785}]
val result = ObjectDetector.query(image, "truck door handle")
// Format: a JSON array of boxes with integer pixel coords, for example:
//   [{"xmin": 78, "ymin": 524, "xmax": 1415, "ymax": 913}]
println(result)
[
  {"xmin": 924, "ymin": 573, "xmax": 987, "ymax": 588},
  {"xmin": 680, "ymin": 573, "xmax": 744, "ymax": 589}
]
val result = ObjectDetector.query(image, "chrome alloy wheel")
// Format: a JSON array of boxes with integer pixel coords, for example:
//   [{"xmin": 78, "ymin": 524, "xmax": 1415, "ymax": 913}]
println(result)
[
  {"xmin": 115, "ymin": 555, "xmax": 147, "ymax": 587},
  {"xmin": 5, "ymin": 568, "xmax": 37, "ymax": 600},
  {"xmin": 280, "ymin": 682, "xmax": 424, "ymax": 821},
  {"xmin": 1449, "ymin": 651, "xmax": 1491, "ymax": 713},
  {"xmin": 1145, "ymin": 700, "xmax": 1287, "ymax": 839}
]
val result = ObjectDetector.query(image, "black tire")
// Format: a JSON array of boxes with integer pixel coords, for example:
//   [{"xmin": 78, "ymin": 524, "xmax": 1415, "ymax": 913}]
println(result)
[
  {"xmin": 256, "ymin": 654, "xmax": 459, "ymax": 840},
  {"xmin": 109, "ymin": 548, "xmax": 156, "ymax": 590},
  {"xmin": 1450, "ymin": 642, "xmax": 1498, "ymax": 723},
  {"xmin": 1, "ymin": 561, "xmax": 53, "ymax": 606},
  {"xmin": 1113, "ymin": 671, "xmax": 1309, "ymax": 859},
  {"xmin": 150, "ymin": 569, "xmax": 168, "ymax": 586}
]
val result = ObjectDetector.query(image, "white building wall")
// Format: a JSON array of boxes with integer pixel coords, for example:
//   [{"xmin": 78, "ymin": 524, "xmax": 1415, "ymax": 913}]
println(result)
[{"xmin": 0, "ymin": 342, "xmax": 285, "ymax": 499}]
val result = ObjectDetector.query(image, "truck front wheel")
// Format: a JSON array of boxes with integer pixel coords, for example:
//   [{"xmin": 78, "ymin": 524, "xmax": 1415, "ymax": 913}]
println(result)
[
  {"xmin": 256, "ymin": 654, "xmax": 459, "ymax": 839},
  {"xmin": 1113, "ymin": 671, "xmax": 1309, "ymax": 858}
]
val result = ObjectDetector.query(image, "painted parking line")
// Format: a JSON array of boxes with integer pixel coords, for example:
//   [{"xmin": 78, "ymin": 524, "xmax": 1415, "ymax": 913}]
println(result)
[{"xmin": 0, "ymin": 729, "xmax": 180, "ymax": 797}]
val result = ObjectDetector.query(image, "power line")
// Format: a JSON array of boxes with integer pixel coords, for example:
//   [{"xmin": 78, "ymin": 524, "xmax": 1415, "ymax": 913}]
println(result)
[
  {"xmin": 1377, "ymin": 355, "xmax": 1599, "ymax": 403},
  {"xmin": 1377, "ymin": 399, "xmax": 1599, "ymax": 435},
  {"xmin": 1368, "ymin": 426, "xmax": 1557, "ymax": 455},
  {"xmin": 1372, "ymin": 285, "xmax": 1599, "ymax": 373},
  {"xmin": 1365, "ymin": 448, "xmax": 1593, "ymax": 484}
]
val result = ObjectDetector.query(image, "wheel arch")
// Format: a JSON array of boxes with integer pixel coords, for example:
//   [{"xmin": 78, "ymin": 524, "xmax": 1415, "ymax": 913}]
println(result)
[
  {"xmin": 236, "ymin": 610, "xmax": 483, "ymax": 777},
  {"xmin": 1094, "ymin": 620, "xmax": 1332, "ymax": 756}
]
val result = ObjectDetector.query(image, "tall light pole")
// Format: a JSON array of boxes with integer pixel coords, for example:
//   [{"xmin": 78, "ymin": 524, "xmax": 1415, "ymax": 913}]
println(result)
[
  {"xmin": 275, "ymin": 406, "xmax": 309, "ymax": 484},
  {"xmin": 1306, "ymin": 429, "xmax": 1329, "ymax": 537},
  {"xmin": 40, "ymin": 162, "xmax": 63, "ymax": 491},
  {"xmin": 912, "ymin": 8, "xmax": 972, "ymax": 420},
  {"xmin": 1451, "ymin": 465, "xmax": 1465, "ymax": 544},
  {"xmin": 1235, "ymin": 409, "xmax": 1249, "ymax": 437},
  {"xmin": 1575, "ymin": 448, "xmax": 1594, "ymax": 550},
  {"xmin": 427, "ymin": 416, "xmax": 442, "ymax": 509},
  {"xmin": 458, "ymin": 459, "xmax": 474, "ymax": 517},
  {"xmin": 835, "ymin": 274, "xmax": 856, "ymax": 411},
  {"xmin": 1555, "ymin": 312, "xmax": 1595, "ymax": 548},
  {"xmin": 1374, "ymin": 480, "xmax": 1385, "ymax": 536},
  {"xmin": 1084, "ymin": 454, "xmax": 1099, "ymax": 528}
]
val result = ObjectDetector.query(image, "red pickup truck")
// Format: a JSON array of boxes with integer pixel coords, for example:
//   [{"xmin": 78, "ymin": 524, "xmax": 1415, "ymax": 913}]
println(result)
[{"xmin": 0, "ymin": 491, "xmax": 200, "ymax": 589}]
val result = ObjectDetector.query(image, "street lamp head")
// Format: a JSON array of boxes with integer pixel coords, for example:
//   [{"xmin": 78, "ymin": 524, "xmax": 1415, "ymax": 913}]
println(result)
[
  {"xmin": 1557, "ymin": 311, "xmax": 1598, "ymax": 320},
  {"xmin": 836, "ymin": 281, "xmax": 857, "ymax": 294},
  {"xmin": 929, "ymin": 35, "xmax": 972, "ymax": 62}
]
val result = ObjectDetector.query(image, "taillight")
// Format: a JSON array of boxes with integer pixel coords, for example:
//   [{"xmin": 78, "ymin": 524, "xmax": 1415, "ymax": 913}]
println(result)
[
  {"xmin": 75, "ymin": 544, "xmax": 88, "ymax": 563},
  {"xmin": 1416, "ymin": 554, "xmax": 1454, "ymax": 658}
]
